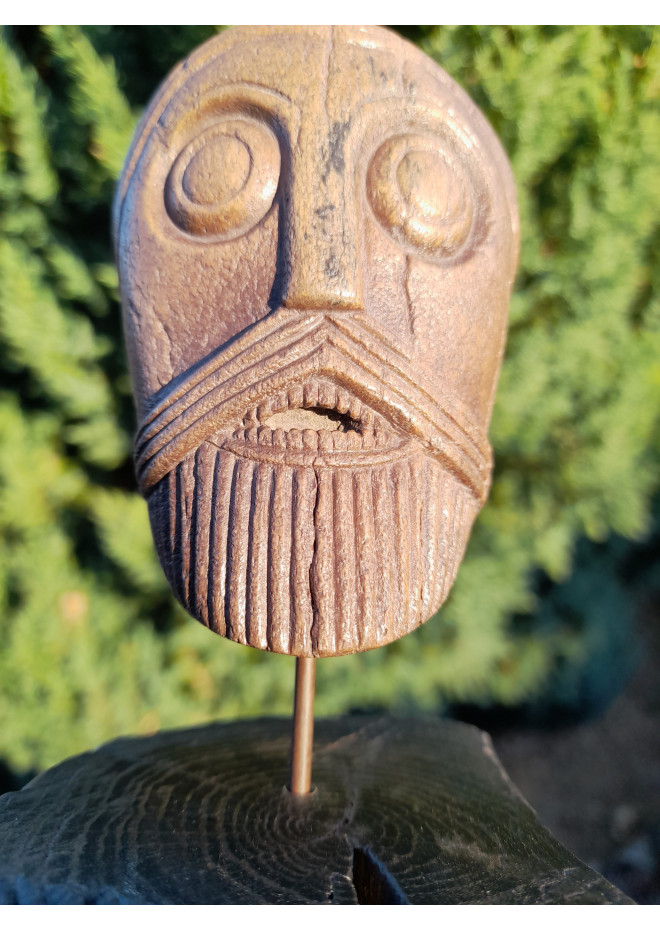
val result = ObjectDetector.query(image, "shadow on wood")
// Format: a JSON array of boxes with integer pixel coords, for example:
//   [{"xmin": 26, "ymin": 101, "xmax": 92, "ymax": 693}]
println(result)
[{"xmin": 0, "ymin": 717, "xmax": 631, "ymax": 904}]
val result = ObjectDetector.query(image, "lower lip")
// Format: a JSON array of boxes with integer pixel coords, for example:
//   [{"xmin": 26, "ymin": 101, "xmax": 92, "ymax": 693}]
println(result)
[
  {"xmin": 220, "ymin": 428, "xmax": 411, "ymax": 468},
  {"xmin": 229, "ymin": 425, "xmax": 389, "ymax": 452}
]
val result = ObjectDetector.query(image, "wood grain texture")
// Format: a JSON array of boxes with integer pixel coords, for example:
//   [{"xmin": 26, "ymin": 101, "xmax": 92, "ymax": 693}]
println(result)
[{"xmin": 0, "ymin": 717, "xmax": 631, "ymax": 904}]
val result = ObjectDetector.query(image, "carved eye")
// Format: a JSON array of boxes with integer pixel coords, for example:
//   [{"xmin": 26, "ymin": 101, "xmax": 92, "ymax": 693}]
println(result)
[
  {"xmin": 165, "ymin": 120, "xmax": 280, "ymax": 240},
  {"xmin": 367, "ymin": 134, "xmax": 483, "ymax": 261}
]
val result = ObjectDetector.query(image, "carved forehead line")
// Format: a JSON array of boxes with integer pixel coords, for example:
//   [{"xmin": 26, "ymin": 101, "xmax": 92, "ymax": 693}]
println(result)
[
  {"xmin": 160, "ymin": 89, "xmax": 487, "ymax": 163},
  {"xmin": 341, "ymin": 95, "xmax": 490, "ymax": 165},
  {"xmin": 157, "ymin": 83, "xmax": 302, "ymax": 146}
]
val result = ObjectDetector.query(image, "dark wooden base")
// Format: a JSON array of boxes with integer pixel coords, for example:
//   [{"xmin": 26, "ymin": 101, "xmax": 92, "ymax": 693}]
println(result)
[{"xmin": 0, "ymin": 716, "xmax": 631, "ymax": 904}]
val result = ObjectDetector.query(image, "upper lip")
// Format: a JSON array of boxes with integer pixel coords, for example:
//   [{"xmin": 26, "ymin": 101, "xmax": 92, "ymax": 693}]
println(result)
[{"xmin": 135, "ymin": 310, "xmax": 491, "ymax": 500}]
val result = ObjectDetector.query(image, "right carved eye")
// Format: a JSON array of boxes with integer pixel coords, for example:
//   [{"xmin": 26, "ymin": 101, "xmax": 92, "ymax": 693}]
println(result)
[
  {"xmin": 367, "ymin": 133, "xmax": 484, "ymax": 262},
  {"xmin": 165, "ymin": 119, "xmax": 280, "ymax": 240}
]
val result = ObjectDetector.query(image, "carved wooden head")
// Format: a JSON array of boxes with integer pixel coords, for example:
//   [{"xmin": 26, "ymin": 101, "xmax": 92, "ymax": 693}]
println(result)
[{"xmin": 114, "ymin": 26, "xmax": 519, "ymax": 657}]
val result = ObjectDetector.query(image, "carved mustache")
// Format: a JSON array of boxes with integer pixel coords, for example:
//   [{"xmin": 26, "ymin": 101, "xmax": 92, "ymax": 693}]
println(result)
[{"xmin": 135, "ymin": 309, "xmax": 491, "ymax": 501}]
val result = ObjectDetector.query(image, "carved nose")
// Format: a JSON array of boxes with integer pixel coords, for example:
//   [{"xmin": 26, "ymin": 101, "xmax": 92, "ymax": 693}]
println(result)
[
  {"xmin": 283, "ymin": 240, "xmax": 364, "ymax": 311},
  {"xmin": 284, "ymin": 273, "xmax": 363, "ymax": 311},
  {"xmin": 282, "ymin": 142, "xmax": 364, "ymax": 312}
]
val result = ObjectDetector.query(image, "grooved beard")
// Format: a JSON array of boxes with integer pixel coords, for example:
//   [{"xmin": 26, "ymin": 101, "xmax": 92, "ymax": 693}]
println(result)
[{"xmin": 148, "ymin": 442, "xmax": 478, "ymax": 656}]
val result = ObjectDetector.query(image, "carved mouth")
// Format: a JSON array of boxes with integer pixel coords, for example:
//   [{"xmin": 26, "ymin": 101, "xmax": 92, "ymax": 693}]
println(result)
[
  {"xmin": 135, "ymin": 312, "xmax": 491, "ymax": 498},
  {"xmin": 221, "ymin": 378, "xmax": 409, "ymax": 465}
]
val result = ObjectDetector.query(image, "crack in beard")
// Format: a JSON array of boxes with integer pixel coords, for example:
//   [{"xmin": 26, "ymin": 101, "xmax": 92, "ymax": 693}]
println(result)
[{"xmin": 147, "ymin": 440, "xmax": 478, "ymax": 656}]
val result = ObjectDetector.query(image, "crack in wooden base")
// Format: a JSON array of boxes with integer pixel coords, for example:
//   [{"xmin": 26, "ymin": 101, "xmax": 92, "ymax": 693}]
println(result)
[{"xmin": 0, "ymin": 717, "xmax": 632, "ymax": 904}]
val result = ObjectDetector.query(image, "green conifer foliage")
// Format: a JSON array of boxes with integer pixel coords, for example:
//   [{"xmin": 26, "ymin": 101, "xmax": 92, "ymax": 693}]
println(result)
[{"xmin": 1, "ymin": 26, "xmax": 658, "ymax": 770}]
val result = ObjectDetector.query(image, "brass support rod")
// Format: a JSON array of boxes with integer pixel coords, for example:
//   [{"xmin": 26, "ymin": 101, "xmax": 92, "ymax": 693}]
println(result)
[{"xmin": 289, "ymin": 656, "xmax": 316, "ymax": 795}]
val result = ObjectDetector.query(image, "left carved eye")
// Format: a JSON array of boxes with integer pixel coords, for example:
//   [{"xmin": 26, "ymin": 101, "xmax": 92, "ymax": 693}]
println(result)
[
  {"xmin": 165, "ymin": 119, "xmax": 280, "ymax": 240},
  {"xmin": 366, "ymin": 133, "xmax": 483, "ymax": 262}
]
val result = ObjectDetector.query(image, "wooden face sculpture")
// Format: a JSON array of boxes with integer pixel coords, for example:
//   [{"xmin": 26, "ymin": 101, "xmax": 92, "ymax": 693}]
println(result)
[{"xmin": 114, "ymin": 26, "xmax": 519, "ymax": 658}]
